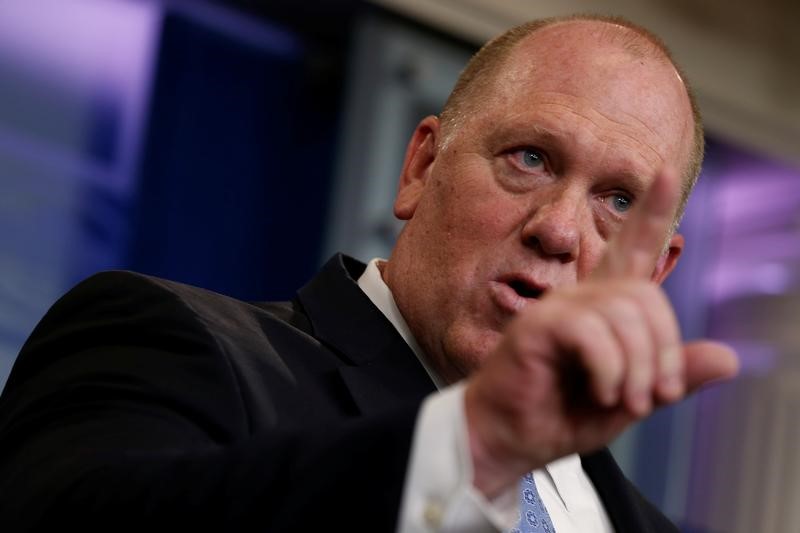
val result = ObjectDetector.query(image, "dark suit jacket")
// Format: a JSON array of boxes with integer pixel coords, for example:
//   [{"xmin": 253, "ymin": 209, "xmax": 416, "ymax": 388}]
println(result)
[{"xmin": 0, "ymin": 254, "xmax": 676, "ymax": 532}]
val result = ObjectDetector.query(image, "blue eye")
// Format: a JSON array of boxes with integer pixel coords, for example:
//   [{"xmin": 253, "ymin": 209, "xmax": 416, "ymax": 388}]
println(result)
[
  {"xmin": 521, "ymin": 149, "xmax": 544, "ymax": 168},
  {"xmin": 610, "ymin": 194, "xmax": 632, "ymax": 213}
]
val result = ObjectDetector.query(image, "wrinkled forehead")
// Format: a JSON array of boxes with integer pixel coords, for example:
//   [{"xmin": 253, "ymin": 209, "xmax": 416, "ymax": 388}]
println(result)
[
  {"xmin": 501, "ymin": 25, "xmax": 684, "ymax": 115},
  {"xmin": 487, "ymin": 22, "xmax": 694, "ymax": 166}
]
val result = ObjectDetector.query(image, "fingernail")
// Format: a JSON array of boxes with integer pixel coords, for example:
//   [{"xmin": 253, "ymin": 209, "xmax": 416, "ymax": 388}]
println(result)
[
  {"xmin": 661, "ymin": 346, "xmax": 681, "ymax": 376},
  {"xmin": 604, "ymin": 388, "xmax": 619, "ymax": 407},
  {"xmin": 632, "ymin": 391, "xmax": 651, "ymax": 415},
  {"xmin": 660, "ymin": 374, "xmax": 684, "ymax": 398}
]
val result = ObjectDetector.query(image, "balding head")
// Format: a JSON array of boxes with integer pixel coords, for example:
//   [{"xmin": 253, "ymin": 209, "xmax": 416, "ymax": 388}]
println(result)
[{"xmin": 440, "ymin": 15, "xmax": 702, "ymax": 221}]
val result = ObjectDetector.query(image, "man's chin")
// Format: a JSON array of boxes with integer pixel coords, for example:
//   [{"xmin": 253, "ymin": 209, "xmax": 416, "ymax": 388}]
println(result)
[{"xmin": 443, "ymin": 328, "xmax": 503, "ymax": 381}]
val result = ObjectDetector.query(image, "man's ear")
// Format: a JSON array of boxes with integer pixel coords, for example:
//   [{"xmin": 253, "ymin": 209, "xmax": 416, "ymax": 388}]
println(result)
[
  {"xmin": 394, "ymin": 115, "xmax": 440, "ymax": 220},
  {"xmin": 652, "ymin": 233, "xmax": 684, "ymax": 284}
]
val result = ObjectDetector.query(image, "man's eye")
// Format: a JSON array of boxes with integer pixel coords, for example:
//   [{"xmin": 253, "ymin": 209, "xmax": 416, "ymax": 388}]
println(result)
[
  {"xmin": 608, "ymin": 194, "xmax": 632, "ymax": 213},
  {"xmin": 514, "ymin": 148, "xmax": 545, "ymax": 169}
]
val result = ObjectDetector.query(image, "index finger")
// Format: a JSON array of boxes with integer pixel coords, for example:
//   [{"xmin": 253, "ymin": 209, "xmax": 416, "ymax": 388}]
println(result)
[{"xmin": 593, "ymin": 166, "xmax": 682, "ymax": 280}]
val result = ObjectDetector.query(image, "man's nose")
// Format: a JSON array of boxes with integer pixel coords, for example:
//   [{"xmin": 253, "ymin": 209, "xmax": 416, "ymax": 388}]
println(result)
[{"xmin": 520, "ymin": 188, "xmax": 582, "ymax": 262}]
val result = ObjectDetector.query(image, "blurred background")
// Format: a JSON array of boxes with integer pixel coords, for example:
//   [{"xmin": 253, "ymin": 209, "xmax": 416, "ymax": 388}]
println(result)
[{"xmin": 0, "ymin": 0, "xmax": 798, "ymax": 531}]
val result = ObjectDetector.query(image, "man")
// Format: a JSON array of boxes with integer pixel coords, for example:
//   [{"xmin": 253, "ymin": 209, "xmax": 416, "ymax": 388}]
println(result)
[{"xmin": 0, "ymin": 14, "xmax": 737, "ymax": 532}]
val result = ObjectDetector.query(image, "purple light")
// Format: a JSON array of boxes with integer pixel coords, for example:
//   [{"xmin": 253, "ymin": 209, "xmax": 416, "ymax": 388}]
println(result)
[
  {"xmin": 702, "ymin": 147, "xmax": 800, "ymax": 302},
  {"xmin": 0, "ymin": 0, "xmax": 162, "ymax": 192},
  {"xmin": 721, "ymin": 340, "xmax": 778, "ymax": 375},
  {"xmin": 0, "ymin": 0, "xmax": 160, "ymax": 92}
]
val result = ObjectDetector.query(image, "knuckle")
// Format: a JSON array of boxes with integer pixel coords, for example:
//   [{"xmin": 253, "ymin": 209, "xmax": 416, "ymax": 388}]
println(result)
[
  {"xmin": 569, "ymin": 308, "xmax": 606, "ymax": 337},
  {"xmin": 605, "ymin": 296, "xmax": 642, "ymax": 324}
]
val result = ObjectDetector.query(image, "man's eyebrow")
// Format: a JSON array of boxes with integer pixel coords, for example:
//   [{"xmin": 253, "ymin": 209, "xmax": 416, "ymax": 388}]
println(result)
[
  {"xmin": 610, "ymin": 171, "xmax": 650, "ymax": 196},
  {"xmin": 487, "ymin": 122, "xmax": 565, "ymax": 147}
]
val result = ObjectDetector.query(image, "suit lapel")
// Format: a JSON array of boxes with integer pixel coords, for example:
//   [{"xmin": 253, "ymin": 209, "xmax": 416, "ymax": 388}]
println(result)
[
  {"xmin": 301, "ymin": 257, "xmax": 671, "ymax": 530},
  {"xmin": 337, "ymin": 342, "xmax": 436, "ymax": 415},
  {"xmin": 582, "ymin": 448, "xmax": 656, "ymax": 532},
  {"xmin": 297, "ymin": 254, "xmax": 436, "ymax": 415}
]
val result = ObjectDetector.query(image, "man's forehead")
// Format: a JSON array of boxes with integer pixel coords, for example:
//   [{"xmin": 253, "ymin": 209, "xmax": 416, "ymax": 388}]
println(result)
[
  {"xmin": 509, "ymin": 19, "xmax": 661, "ymax": 61},
  {"xmin": 480, "ymin": 24, "xmax": 693, "ymax": 163},
  {"xmin": 500, "ymin": 23, "xmax": 667, "ymax": 86}
]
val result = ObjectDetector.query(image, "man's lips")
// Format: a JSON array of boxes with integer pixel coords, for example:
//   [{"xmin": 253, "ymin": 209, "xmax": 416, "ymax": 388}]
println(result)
[{"xmin": 489, "ymin": 275, "xmax": 549, "ymax": 314}]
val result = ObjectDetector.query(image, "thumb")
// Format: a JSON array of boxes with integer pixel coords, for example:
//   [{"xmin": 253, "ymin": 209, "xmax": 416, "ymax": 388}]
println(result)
[{"xmin": 683, "ymin": 340, "xmax": 739, "ymax": 392}]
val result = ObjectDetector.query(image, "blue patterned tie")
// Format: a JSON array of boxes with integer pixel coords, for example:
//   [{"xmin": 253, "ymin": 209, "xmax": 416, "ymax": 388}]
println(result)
[{"xmin": 511, "ymin": 472, "xmax": 555, "ymax": 533}]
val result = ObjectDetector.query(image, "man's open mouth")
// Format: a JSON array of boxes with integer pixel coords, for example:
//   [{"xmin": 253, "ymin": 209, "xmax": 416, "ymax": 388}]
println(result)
[{"xmin": 506, "ymin": 278, "xmax": 545, "ymax": 299}]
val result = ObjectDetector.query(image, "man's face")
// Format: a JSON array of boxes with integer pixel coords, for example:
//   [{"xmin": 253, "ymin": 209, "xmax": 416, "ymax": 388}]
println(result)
[{"xmin": 383, "ymin": 22, "xmax": 695, "ymax": 383}]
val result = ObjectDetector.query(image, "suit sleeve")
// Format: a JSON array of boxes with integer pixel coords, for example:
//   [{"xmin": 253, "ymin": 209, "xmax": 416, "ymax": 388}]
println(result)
[{"xmin": 0, "ymin": 272, "xmax": 420, "ymax": 532}]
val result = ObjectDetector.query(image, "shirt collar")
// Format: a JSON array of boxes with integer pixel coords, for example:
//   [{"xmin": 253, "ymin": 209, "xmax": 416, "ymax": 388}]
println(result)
[
  {"xmin": 357, "ymin": 257, "xmax": 583, "ymax": 508},
  {"xmin": 543, "ymin": 453, "xmax": 585, "ymax": 512},
  {"xmin": 357, "ymin": 258, "xmax": 446, "ymax": 390}
]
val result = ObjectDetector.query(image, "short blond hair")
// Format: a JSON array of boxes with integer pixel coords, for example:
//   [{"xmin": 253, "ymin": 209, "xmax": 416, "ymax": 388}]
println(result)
[{"xmin": 439, "ymin": 14, "xmax": 703, "ymax": 221}]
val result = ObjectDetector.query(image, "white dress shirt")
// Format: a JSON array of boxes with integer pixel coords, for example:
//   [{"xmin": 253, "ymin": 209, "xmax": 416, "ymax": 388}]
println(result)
[{"xmin": 357, "ymin": 258, "xmax": 614, "ymax": 532}]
